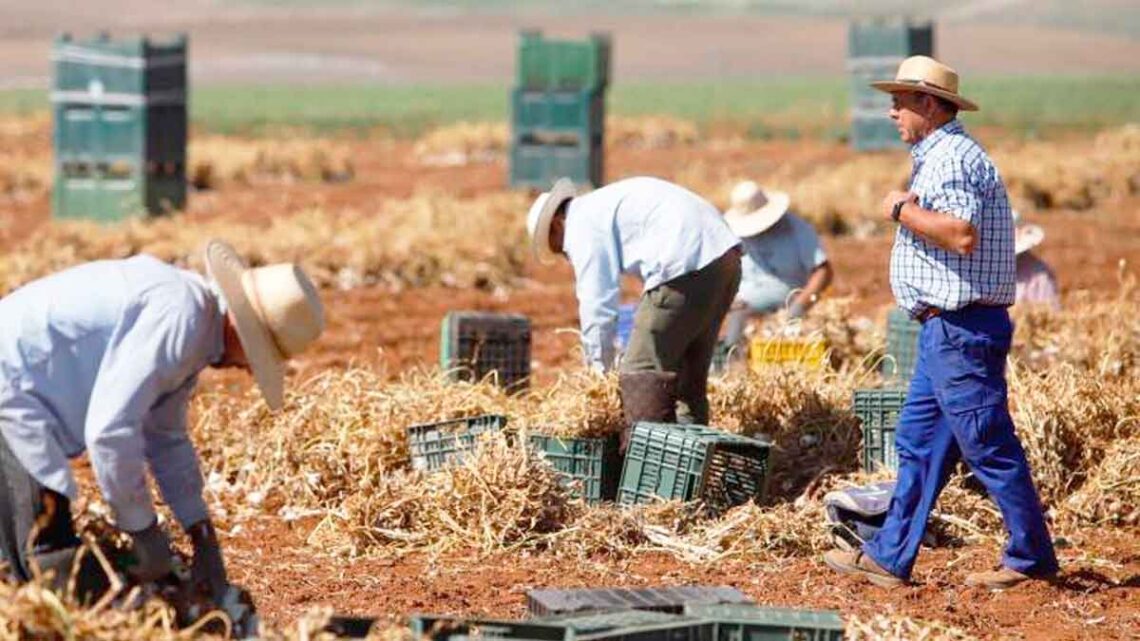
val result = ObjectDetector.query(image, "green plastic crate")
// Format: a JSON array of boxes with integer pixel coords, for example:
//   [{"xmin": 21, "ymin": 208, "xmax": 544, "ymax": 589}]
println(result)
[
  {"xmin": 618, "ymin": 423, "xmax": 771, "ymax": 512},
  {"xmin": 509, "ymin": 88, "xmax": 604, "ymax": 188},
  {"xmin": 510, "ymin": 139, "xmax": 603, "ymax": 189},
  {"xmin": 526, "ymin": 586, "xmax": 752, "ymax": 617},
  {"xmin": 440, "ymin": 312, "xmax": 531, "ymax": 391},
  {"xmin": 683, "ymin": 603, "xmax": 844, "ymax": 641},
  {"xmin": 847, "ymin": 18, "xmax": 933, "ymax": 59},
  {"xmin": 882, "ymin": 308, "xmax": 921, "ymax": 380},
  {"xmin": 846, "ymin": 18, "xmax": 933, "ymax": 152},
  {"xmin": 51, "ymin": 32, "xmax": 187, "ymax": 221},
  {"xmin": 411, "ymin": 613, "xmax": 713, "ymax": 641},
  {"xmin": 407, "ymin": 414, "xmax": 508, "ymax": 472},
  {"xmin": 535, "ymin": 610, "xmax": 686, "ymax": 631},
  {"xmin": 529, "ymin": 434, "xmax": 621, "ymax": 504},
  {"xmin": 853, "ymin": 389, "xmax": 907, "ymax": 472},
  {"xmin": 517, "ymin": 30, "xmax": 611, "ymax": 93}
]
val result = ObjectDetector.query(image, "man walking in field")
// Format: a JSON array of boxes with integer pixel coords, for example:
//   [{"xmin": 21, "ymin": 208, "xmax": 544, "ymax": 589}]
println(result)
[
  {"xmin": 823, "ymin": 56, "xmax": 1058, "ymax": 589},
  {"xmin": 0, "ymin": 241, "xmax": 323, "ymax": 600},
  {"xmin": 526, "ymin": 176, "xmax": 741, "ymax": 438}
]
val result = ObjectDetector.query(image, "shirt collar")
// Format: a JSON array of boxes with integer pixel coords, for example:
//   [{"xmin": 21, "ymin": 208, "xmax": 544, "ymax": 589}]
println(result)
[{"xmin": 911, "ymin": 118, "xmax": 963, "ymax": 162}]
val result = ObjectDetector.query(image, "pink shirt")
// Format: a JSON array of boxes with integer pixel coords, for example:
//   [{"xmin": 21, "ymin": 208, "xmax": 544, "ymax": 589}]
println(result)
[{"xmin": 1015, "ymin": 253, "xmax": 1060, "ymax": 310}]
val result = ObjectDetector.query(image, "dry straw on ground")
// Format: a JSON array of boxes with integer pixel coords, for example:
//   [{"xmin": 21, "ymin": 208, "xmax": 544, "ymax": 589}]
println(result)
[
  {"xmin": 189, "ymin": 137, "xmax": 354, "ymax": 189},
  {"xmin": 0, "ymin": 191, "xmax": 531, "ymax": 295},
  {"xmin": 846, "ymin": 615, "xmax": 980, "ymax": 641},
  {"xmin": 412, "ymin": 115, "xmax": 699, "ymax": 166}
]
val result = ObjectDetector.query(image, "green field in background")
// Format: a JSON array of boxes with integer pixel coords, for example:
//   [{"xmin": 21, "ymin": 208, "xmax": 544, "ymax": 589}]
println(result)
[{"xmin": 2, "ymin": 75, "xmax": 1136, "ymax": 137}]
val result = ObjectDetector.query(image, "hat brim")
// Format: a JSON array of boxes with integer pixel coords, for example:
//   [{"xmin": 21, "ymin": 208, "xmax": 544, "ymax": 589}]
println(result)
[
  {"xmin": 723, "ymin": 190, "xmax": 790, "ymax": 238},
  {"xmin": 871, "ymin": 81, "xmax": 979, "ymax": 112},
  {"xmin": 530, "ymin": 178, "xmax": 576, "ymax": 264},
  {"xmin": 204, "ymin": 240, "xmax": 286, "ymax": 411},
  {"xmin": 1015, "ymin": 224, "xmax": 1045, "ymax": 255}
]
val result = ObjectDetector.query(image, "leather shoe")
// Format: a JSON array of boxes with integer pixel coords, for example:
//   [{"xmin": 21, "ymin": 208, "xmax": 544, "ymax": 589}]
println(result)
[{"xmin": 823, "ymin": 548, "xmax": 905, "ymax": 588}]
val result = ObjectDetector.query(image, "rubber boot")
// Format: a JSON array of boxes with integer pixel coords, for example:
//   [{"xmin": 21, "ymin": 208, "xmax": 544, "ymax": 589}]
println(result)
[
  {"xmin": 31, "ymin": 546, "xmax": 112, "ymax": 605},
  {"xmin": 618, "ymin": 370, "xmax": 678, "ymax": 452}
]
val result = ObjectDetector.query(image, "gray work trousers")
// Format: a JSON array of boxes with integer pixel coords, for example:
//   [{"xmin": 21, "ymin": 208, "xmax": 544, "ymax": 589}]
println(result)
[
  {"xmin": 0, "ymin": 431, "xmax": 81, "ymax": 583},
  {"xmin": 621, "ymin": 248, "xmax": 742, "ymax": 424}
]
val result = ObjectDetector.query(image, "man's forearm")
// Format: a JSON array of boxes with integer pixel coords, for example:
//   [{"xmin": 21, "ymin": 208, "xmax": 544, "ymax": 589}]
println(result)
[
  {"xmin": 794, "ymin": 264, "xmax": 833, "ymax": 308},
  {"xmin": 898, "ymin": 202, "xmax": 977, "ymax": 255}
]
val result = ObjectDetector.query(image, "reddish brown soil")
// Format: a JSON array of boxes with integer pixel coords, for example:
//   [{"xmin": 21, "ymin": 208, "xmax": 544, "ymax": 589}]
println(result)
[
  {"xmin": 4, "ymin": 135, "xmax": 1140, "ymax": 638},
  {"xmin": 222, "ymin": 517, "xmax": 1140, "ymax": 639}
]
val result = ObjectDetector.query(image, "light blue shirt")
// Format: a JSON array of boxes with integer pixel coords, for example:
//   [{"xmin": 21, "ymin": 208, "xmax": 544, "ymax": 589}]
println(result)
[
  {"xmin": 890, "ymin": 119, "xmax": 1016, "ymax": 317},
  {"xmin": 562, "ymin": 176, "xmax": 741, "ymax": 371},
  {"xmin": 0, "ymin": 255, "xmax": 225, "ymax": 532},
  {"xmin": 737, "ymin": 213, "xmax": 828, "ymax": 314}
]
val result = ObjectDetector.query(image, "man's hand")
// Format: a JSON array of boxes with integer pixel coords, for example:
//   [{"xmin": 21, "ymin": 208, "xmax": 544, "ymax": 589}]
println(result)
[
  {"xmin": 882, "ymin": 190, "xmax": 918, "ymax": 222},
  {"xmin": 188, "ymin": 520, "xmax": 229, "ymax": 601},
  {"xmin": 127, "ymin": 520, "xmax": 174, "ymax": 583}
]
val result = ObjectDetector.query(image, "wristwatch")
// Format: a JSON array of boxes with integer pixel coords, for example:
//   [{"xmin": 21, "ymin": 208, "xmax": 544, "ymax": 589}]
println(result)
[{"xmin": 889, "ymin": 199, "xmax": 907, "ymax": 222}]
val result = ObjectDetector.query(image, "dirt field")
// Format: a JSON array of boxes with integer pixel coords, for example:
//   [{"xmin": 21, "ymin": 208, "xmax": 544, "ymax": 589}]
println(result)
[{"xmin": 2, "ymin": 120, "xmax": 1139, "ymax": 637}]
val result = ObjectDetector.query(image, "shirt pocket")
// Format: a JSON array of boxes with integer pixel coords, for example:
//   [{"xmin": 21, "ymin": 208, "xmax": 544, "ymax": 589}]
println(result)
[{"xmin": 933, "ymin": 319, "xmax": 1008, "ymax": 415}]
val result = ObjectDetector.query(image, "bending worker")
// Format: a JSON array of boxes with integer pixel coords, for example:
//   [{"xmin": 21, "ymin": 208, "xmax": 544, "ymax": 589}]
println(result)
[
  {"xmin": 720, "ymin": 179, "xmax": 833, "ymax": 345},
  {"xmin": 823, "ymin": 56, "xmax": 1058, "ymax": 590},
  {"xmin": 0, "ymin": 241, "xmax": 324, "ymax": 600},
  {"xmin": 526, "ymin": 176, "xmax": 741, "ymax": 438}
]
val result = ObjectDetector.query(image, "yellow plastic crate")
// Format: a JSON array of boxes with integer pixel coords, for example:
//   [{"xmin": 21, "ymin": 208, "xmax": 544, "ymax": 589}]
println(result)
[{"xmin": 748, "ymin": 337, "xmax": 828, "ymax": 371}]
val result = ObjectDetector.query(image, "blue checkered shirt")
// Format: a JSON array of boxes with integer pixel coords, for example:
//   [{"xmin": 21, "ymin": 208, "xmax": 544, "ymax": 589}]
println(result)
[{"xmin": 889, "ymin": 119, "xmax": 1016, "ymax": 317}]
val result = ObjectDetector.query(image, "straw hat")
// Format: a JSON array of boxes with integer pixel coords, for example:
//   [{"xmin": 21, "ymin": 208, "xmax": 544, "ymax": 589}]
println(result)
[
  {"xmin": 723, "ymin": 180, "xmax": 790, "ymax": 238},
  {"xmin": 871, "ymin": 55, "xmax": 979, "ymax": 112},
  {"xmin": 204, "ymin": 240, "xmax": 325, "ymax": 410},
  {"xmin": 1012, "ymin": 210, "xmax": 1045, "ymax": 255},
  {"xmin": 526, "ymin": 177, "xmax": 576, "ymax": 263}
]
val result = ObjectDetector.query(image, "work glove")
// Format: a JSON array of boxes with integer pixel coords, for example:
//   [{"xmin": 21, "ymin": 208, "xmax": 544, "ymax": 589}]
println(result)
[
  {"xmin": 188, "ymin": 519, "xmax": 229, "ymax": 601},
  {"xmin": 127, "ymin": 520, "xmax": 174, "ymax": 583}
]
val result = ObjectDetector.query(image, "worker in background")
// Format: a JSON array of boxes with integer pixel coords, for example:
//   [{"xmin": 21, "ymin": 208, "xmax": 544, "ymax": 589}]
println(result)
[
  {"xmin": 0, "ymin": 240, "xmax": 323, "ymax": 601},
  {"xmin": 1013, "ymin": 211, "xmax": 1060, "ymax": 310},
  {"xmin": 720, "ymin": 180, "xmax": 833, "ymax": 346},
  {"xmin": 526, "ymin": 176, "xmax": 741, "ymax": 443}
]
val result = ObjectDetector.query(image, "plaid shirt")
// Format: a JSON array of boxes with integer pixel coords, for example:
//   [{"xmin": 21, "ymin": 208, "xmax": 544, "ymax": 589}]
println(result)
[{"xmin": 889, "ymin": 119, "xmax": 1016, "ymax": 317}]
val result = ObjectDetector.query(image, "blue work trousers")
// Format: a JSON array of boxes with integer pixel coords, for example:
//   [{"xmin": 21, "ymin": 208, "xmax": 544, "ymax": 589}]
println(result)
[{"xmin": 863, "ymin": 305, "xmax": 1058, "ymax": 580}]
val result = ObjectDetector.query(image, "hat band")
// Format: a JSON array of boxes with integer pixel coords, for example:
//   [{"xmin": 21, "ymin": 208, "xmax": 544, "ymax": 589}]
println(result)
[{"xmin": 894, "ymin": 77, "xmax": 954, "ymax": 94}]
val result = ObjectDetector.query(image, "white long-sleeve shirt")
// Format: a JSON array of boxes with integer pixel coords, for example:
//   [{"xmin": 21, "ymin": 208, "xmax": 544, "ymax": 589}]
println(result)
[
  {"xmin": 562, "ymin": 176, "xmax": 741, "ymax": 371},
  {"xmin": 0, "ymin": 255, "xmax": 224, "ymax": 532}
]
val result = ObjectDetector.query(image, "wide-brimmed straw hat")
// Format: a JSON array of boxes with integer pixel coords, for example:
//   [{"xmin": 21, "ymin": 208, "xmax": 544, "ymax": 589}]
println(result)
[
  {"xmin": 205, "ymin": 240, "xmax": 325, "ymax": 410},
  {"xmin": 1012, "ymin": 210, "xmax": 1045, "ymax": 255},
  {"xmin": 723, "ymin": 180, "xmax": 790, "ymax": 238},
  {"xmin": 526, "ymin": 177, "xmax": 577, "ymax": 263},
  {"xmin": 871, "ymin": 55, "xmax": 979, "ymax": 112}
]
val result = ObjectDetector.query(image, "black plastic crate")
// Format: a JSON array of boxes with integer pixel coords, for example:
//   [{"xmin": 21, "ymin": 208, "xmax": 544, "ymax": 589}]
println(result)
[
  {"xmin": 853, "ymin": 388, "xmax": 907, "ymax": 472},
  {"xmin": 407, "ymin": 414, "xmax": 508, "ymax": 472},
  {"xmin": 529, "ymin": 434, "xmax": 621, "ymax": 504},
  {"xmin": 682, "ymin": 603, "xmax": 844, "ymax": 641},
  {"xmin": 526, "ymin": 586, "xmax": 752, "ymax": 617},
  {"xmin": 441, "ymin": 312, "xmax": 532, "ymax": 391},
  {"xmin": 617, "ymin": 424, "xmax": 770, "ymax": 512},
  {"xmin": 881, "ymin": 308, "xmax": 920, "ymax": 381}
]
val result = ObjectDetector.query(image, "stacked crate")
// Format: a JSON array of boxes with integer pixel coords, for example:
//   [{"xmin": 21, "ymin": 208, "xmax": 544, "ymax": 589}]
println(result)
[
  {"xmin": 848, "ymin": 18, "xmax": 934, "ymax": 151},
  {"xmin": 52, "ymin": 33, "xmax": 187, "ymax": 220},
  {"xmin": 509, "ymin": 30, "xmax": 610, "ymax": 188}
]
